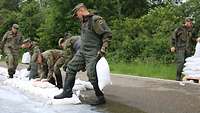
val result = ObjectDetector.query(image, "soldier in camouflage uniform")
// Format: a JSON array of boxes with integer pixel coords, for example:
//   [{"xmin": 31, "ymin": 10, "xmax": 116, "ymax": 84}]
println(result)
[
  {"xmin": 58, "ymin": 35, "xmax": 81, "ymax": 71},
  {"xmin": 21, "ymin": 39, "xmax": 41, "ymax": 80},
  {"xmin": 171, "ymin": 17, "xmax": 199, "ymax": 81},
  {"xmin": 54, "ymin": 3, "xmax": 112, "ymax": 106},
  {"xmin": 38, "ymin": 49, "xmax": 64, "ymax": 89},
  {"xmin": 0, "ymin": 24, "xmax": 22, "ymax": 78}
]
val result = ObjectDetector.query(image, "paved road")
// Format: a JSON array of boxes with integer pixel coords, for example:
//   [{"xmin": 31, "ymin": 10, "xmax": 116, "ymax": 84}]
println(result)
[
  {"xmin": 1, "ymin": 62, "xmax": 200, "ymax": 113},
  {"xmin": 104, "ymin": 74, "xmax": 200, "ymax": 113}
]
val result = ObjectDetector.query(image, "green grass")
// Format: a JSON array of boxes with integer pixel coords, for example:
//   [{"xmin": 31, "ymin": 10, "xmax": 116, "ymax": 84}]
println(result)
[{"xmin": 109, "ymin": 62, "xmax": 176, "ymax": 80}]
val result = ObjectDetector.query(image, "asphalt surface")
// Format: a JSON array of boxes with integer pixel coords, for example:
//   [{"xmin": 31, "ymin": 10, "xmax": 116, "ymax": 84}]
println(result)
[{"xmin": 1, "ymin": 62, "xmax": 200, "ymax": 113}]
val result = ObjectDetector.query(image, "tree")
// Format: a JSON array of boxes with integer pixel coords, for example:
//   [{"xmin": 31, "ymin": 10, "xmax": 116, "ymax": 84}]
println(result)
[{"xmin": 18, "ymin": 0, "xmax": 43, "ymax": 40}]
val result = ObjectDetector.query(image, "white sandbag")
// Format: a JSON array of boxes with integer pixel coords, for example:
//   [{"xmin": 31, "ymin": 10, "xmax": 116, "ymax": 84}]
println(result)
[
  {"xmin": 32, "ymin": 81, "xmax": 55, "ymax": 88},
  {"xmin": 73, "ymin": 84, "xmax": 86, "ymax": 91},
  {"xmin": 14, "ymin": 69, "xmax": 30, "ymax": 80},
  {"xmin": 194, "ymin": 42, "xmax": 200, "ymax": 57},
  {"xmin": 184, "ymin": 62, "xmax": 200, "ymax": 67},
  {"xmin": 0, "ymin": 67, "xmax": 8, "ymax": 77},
  {"xmin": 185, "ymin": 56, "xmax": 200, "ymax": 62},
  {"xmin": 182, "ymin": 70, "xmax": 200, "ymax": 76},
  {"xmin": 74, "ymin": 78, "xmax": 93, "ymax": 90},
  {"xmin": 48, "ymin": 94, "xmax": 81, "ymax": 105},
  {"xmin": 22, "ymin": 52, "xmax": 31, "ymax": 64},
  {"xmin": 96, "ymin": 57, "xmax": 112, "ymax": 91}
]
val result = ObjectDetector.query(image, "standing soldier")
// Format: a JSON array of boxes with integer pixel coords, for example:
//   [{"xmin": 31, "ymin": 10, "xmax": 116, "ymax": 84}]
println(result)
[
  {"xmin": 54, "ymin": 3, "xmax": 112, "ymax": 106},
  {"xmin": 171, "ymin": 17, "xmax": 200, "ymax": 81},
  {"xmin": 21, "ymin": 39, "xmax": 41, "ymax": 80},
  {"xmin": 0, "ymin": 24, "xmax": 22, "ymax": 78},
  {"xmin": 38, "ymin": 49, "xmax": 64, "ymax": 89},
  {"xmin": 58, "ymin": 35, "xmax": 81, "ymax": 71}
]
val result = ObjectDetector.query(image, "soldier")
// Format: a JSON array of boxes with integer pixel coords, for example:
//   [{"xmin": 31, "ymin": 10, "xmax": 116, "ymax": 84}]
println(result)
[
  {"xmin": 0, "ymin": 24, "xmax": 23, "ymax": 78},
  {"xmin": 21, "ymin": 39, "xmax": 41, "ymax": 80},
  {"xmin": 58, "ymin": 35, "xmax": 81, "ymax": 71},
  {"xmin": 171, "ymin": 17, "xmax": 200, "ymax": 81},
  {"xmin": 38, "ymin": 49, "xmax": 64, "ymax": 89},
  {"xmin": 54, "ymin": 3, "xmax": 112, "ymax": 106}
]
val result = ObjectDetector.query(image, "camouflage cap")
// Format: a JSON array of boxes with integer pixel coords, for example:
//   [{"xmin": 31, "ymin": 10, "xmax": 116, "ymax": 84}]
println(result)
[
  {"xmin": 185, "ymin": 17, "xmax": 193, "ymax": 22},
  {"xmin": 72, "ymin": 3, "xmax": 86, "ymax": 17},
  {"xmin": 58, "ymin": 38, "xmax": 65, "ymax": 47},
  {"xmin": 12, "ymin": 24, "xmax": 19, "ymax": 29},
  {"xmin": 22, "ymin": 38, "xmax": 31, "ymax": 44},
  {"xmin": 64, "ymin": 32, "xmax": 72, "ymax": 38}
]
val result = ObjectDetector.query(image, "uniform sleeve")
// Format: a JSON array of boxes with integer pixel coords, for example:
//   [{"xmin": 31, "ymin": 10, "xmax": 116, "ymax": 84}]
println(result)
[
  {"xmin": 1, "ymin": 32, "xmax": 8, "ymax": 50},
  {"xmin": 46, "ymin": 55, "xmax": 54, "ymax": 78},
  {"xmin": 171, "ymin": 28, "xmax": 178, "ymax": 47},
  {"xmin": 93, "ymin": 16, "xmax": 112, "ymax": 37},
  {"xmin": 93, "ymin": 16, "xmax": 112, "ymax": 51}
]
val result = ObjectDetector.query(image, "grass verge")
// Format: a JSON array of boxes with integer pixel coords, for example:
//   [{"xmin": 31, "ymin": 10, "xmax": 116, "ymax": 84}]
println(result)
[{"xmin": 109, "ymin": 62, "xmax": 176, "ymax": 80}]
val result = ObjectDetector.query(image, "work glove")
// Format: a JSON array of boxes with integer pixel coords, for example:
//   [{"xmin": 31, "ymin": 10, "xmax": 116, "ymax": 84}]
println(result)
[{"xmin": 97, "ymin": 40, "xmax": 108, "ymax": 59}]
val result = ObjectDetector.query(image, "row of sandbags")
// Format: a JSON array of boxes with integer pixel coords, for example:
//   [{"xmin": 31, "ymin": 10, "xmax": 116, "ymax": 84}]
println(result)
[
  {"xmin": 182, "ymin": 42, "xmax": 200, "ymax": 78},
  {"xmin": 0, "ymin": 57, "xmax": 112, "ymax": 105}
]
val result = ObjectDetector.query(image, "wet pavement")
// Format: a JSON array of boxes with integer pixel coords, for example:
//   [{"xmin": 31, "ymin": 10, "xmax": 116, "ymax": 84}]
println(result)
[
  {"xmin": 1, "ymin": 62, "xmax": 200, "ymax": 113},
  {"xmin": 0, "ymin": 63, "xmax": 143, "ymax": 113},
  {"xmin": 0, "ymin": 82, "xmax": 144, "ymax": 113}
]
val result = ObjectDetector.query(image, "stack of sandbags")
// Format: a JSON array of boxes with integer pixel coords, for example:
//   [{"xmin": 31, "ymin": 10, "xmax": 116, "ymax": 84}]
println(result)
[
  {"xmin": 182, "ymin": 42, "xmax": 200, "ymax": 78},
  {"xmin": 2, "ymin": 68, "xmax": 96, "ymax": 105}
]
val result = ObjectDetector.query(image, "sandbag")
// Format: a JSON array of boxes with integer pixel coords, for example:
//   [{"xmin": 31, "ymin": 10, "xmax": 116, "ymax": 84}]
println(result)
[
  {"xmin": 96, "ymin": 57, "xmax": 112, "ymax": 91},
  {"xmin": 22, "ymin": 52, "xmax": 31, "ymax": 64},
  {"xmin": 194, "ymin": 42, "xmax": 200, "ymax": 57}
]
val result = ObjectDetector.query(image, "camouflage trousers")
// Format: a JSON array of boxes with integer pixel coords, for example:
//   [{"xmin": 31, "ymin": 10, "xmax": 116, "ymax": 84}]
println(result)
[
  {"xmin": 28, "ymin": 62, "xmax": 38, "ymax": 80},
  {"xmin": 176, "ymin": 49, "xmax": 191, "ymax": 81},
  {"xmin": 28, "ymin": 53, "xmax": 40, "ymax": 80},
  {"xmin": 39, "ymin": 57, "xmax": 64, "ymax": 88},
  {"xmin": 4, "ymin": 48, "xmax": 19, "ymax": 76},
  {"xmin": 63, "ymin": 51, "xmax": 104, "ymax": 97}
]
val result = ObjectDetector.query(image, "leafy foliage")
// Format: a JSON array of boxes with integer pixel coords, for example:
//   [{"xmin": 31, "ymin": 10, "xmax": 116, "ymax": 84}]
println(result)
[{"xmin": 0, "ymin": 0, "xmax": 200, "ymax": 63}]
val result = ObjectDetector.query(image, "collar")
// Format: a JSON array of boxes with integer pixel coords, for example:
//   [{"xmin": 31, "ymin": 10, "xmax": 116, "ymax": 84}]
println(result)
[{"xmin": 82, "ymin": 14, "xmax": 94, "ymax": 23}]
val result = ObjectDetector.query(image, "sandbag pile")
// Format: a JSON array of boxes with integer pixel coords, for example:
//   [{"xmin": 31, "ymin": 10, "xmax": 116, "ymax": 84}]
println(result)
[
  {"xmin": 0, "ymin": 67, "xmax": 94, "ymax": 105},
  {"xmin": 182, "ymin": 42, "xmax": 200, "ymax": 78}
]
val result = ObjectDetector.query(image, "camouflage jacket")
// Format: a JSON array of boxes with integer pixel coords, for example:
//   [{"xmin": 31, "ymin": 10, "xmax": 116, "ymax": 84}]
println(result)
[
  {"xmin": 42, "ymin": 49, "xmax": 64, "ymax": 69},
  {"xmin": 1, "ymin": 31, "xmax": 22, "ymax": 53},
  {"xmin": 80, "ymin": 14, "xmax": 112, "ymax": 55},
  {"xmin": 63, "ymin": 36, "xmax": 80, "ymax": 65},
  {"xmin": 29, "ymin": 41, "xmax": 40, "ymax": 62},
  {"xmin": 171, "ymin": 25, "xmax": 197, "ymax": 52}
]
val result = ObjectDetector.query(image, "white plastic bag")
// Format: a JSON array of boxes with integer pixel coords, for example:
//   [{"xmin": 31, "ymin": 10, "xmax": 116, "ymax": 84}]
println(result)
[
  {"xmin": 22, "ymin": 52, "xmax": 31, "ymax": 64},
  {"xmin": 96, "ymin": 57, "xmax": 112, "ymax": 91},
  {"xmin": 194, "ymin": 42, "xmax": 200, "ymax": 57}
]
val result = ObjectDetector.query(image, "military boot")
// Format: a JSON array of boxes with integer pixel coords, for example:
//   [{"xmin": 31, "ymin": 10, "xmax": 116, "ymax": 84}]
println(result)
[
  {"xmin": 55, "ymin": 72, "xmax": 63, "ymax": 89},
  {"xmin": 90, "ymin": 96, "xmax": 106, "ymax": 106},
  {"xmin": 8, "ymin": 74, "xmax": 13, "ymax": 78},
  {"xmin": 8, "ymin": 68, "xmax": 15, "ymax": 78},
  {"xmin": 54, "ymin": 73, "xmax": 75, "ymax": 99}
]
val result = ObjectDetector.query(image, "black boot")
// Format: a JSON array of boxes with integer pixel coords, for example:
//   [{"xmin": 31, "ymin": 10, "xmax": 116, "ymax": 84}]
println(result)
[
  {"xmin": 8, "ymin": 74, "xmax": 13, "ymax": 78},
  {"xmin": 54, "ymin": 92, "xmax": 72, "ymax": 99},
  {"xmin": 56, "ymin": 84, "xmax": 63, "ymax": 89},
  {"xmin": 54, "ymin": 73, "xmax": 75, "ymax": 99},
  {"xmin": 55, "ymin": 72, "xmax": 63, "ymax": 89},
  {"xmin": 8, "ymin": 68, "xmax": 15, "ymax": 78},
  {"xmin": 90, "ymin": 96, "xmax": 106, "ymax": 106}
]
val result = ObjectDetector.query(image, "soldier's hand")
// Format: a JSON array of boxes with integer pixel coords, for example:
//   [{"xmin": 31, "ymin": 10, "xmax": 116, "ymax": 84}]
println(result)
[
  {"xmin": 170, "ymin": 47, "xmax": 176, "ymax": 52},
  {"xmin": 97, "ymin": 50, "xmax": 105, "ymax": 58}
]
